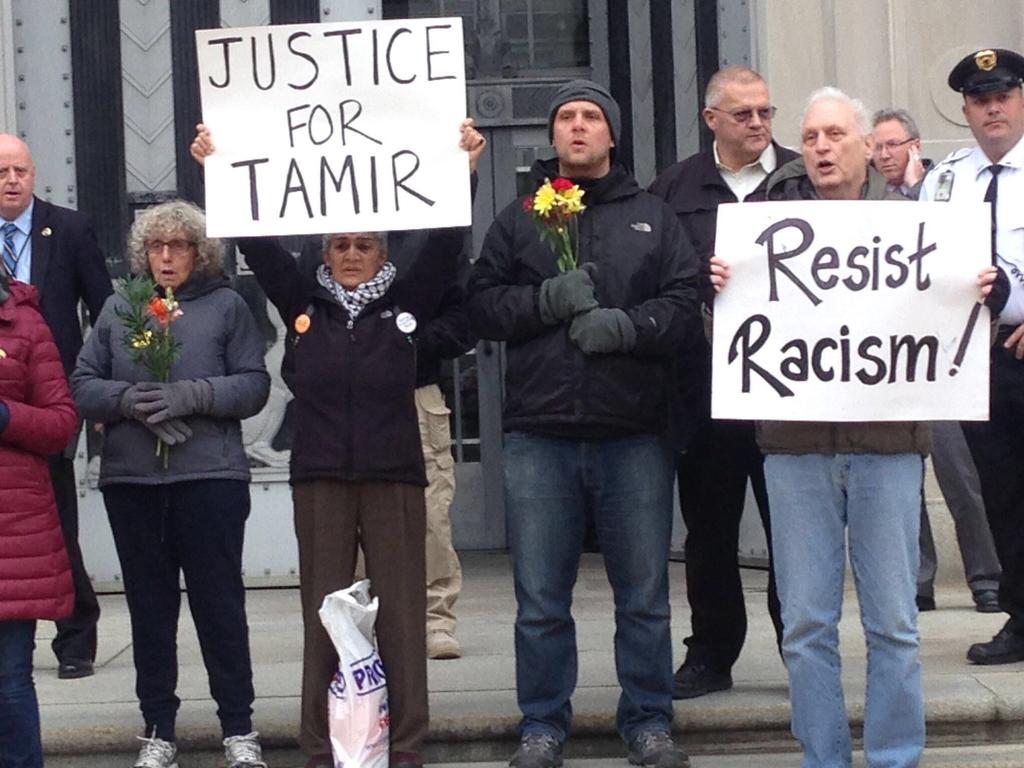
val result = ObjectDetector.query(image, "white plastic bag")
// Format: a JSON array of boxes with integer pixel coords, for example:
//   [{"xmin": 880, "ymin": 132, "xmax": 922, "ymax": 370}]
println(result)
[{"xmin": 319, "ymin": 580, "xmax": 390, "ymax": 768}]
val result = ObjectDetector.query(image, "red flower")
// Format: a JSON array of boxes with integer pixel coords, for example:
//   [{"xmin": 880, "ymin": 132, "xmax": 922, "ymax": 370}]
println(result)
[
  {"xmin": 147, "ymin": 296, "xmax": 170, "ymax": 327},
  {"xmin": 523, "ymin": 196, "xmax": 534, "ymax": 211},
  {"xmin": 550, "ymin": 177, "xmax": 574, "ymax": 192}
]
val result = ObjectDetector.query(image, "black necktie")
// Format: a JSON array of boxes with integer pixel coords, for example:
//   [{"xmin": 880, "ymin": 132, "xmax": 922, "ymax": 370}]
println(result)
[{"xmin": 984, "ymin": 164, "xmax": 1003, "ymax": 264}]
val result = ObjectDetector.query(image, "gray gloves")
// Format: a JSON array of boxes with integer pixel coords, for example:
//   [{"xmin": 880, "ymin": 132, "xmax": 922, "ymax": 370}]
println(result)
[
  {"xmin": 538, "ymin": 264, "xmax": 599, "ymax": 325},
  {"xmin": 569, "ymin": 308, "xmax": 637, "ymax": 354},
  {"xmin": 143, "ymin": 418, "xmax": 193, "ymax": 446},
  {"xmin": 119, "ymin": 380, "xmax": 214, "ymax": 446},
  {"xmin": 126, "ymin": 380, "xmax": 214, "ymax": 423}
]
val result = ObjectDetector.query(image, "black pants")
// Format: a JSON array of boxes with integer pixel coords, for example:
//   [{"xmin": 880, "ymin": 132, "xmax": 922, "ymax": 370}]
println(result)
[
  {"xmin": 963, "ymin": 338, "xmax": 1024, "ymax": 634},
  {"xmin": 103, "ymin": 479, "xmax": 255, "ymax": 741},
  {"xmin": 676, "ymin": 418, "xmax": 783, "ymax": 671},
  {"xmin": 48, "ymin": 454, "xmax": 100, "ymax": 664}
]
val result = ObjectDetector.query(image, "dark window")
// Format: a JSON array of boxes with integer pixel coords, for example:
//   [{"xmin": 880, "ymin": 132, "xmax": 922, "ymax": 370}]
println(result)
[{"xmin": 383, "ymin": 0, "xmax": 589, "ymax": 79}]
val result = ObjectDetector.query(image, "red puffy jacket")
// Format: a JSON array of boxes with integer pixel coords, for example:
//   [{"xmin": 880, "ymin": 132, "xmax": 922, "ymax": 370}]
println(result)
[{"xmin": 0, "ymin": 280, "xmax": 76, "ymax": 621}]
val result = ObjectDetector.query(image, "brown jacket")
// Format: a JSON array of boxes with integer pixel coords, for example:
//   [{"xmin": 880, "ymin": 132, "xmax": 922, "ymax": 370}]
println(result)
[{"xmin": 754, "ymin": 158, "xmax": 930, "ymax": 456}]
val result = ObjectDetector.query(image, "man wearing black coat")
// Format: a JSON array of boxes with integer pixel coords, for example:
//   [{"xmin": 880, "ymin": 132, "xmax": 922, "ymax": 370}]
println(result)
[
  {"xmin": 469, "ymin": 80, "xmax": 698, "ymax": 768},
  {"xmin": 648, "ymin": 66, "xmax": 796, "ymax": 700},
  {"xmin": 0, "ymin": 133, "xmax": 112, "ymax": 678}
]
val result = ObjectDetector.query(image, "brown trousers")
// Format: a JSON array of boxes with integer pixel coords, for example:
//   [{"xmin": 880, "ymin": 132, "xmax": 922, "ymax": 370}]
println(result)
[{"xmin": 293, "ymin": 480, "xmax": 427, "ymax": 758}]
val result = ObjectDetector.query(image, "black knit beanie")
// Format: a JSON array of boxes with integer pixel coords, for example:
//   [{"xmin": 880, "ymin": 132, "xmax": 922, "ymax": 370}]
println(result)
[{"xmin": 547, "ymin": 79, "xmax": 621, "ymax": 146}]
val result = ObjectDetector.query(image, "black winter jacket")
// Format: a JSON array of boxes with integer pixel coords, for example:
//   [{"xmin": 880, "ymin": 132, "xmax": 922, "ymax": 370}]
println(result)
[
  {"xmin": 237, "ymin": 228, "xmax": 465, "ymax": 486},
  {"xmin": 648, "ymin": 142, "xmax": 800, "ymax": 449},
  {"xmin": 467, "ymin": 158, "xmax": 700, "ymax": 438}
]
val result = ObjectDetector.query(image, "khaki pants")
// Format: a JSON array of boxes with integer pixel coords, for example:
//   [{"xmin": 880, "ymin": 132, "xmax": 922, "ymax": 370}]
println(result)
[
  {"xmin": 293, "ymin": 480, "xmax": 427, "ymax": 758},
  {"xmin": 416, "ymin": 384, "xmax": 463, "ymax": 635}
]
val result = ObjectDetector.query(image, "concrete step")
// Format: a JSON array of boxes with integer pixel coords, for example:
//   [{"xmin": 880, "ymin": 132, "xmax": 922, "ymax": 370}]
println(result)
[{"xmin": 42, "ymin": 742, "xmax": 1024, "ymax": 767}]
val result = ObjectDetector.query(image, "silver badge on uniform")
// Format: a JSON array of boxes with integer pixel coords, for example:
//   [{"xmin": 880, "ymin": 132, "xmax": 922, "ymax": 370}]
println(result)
[
  {"xmin": 396, "ymin": 311, "xmax": 417, "ymax": 334},
  {"xmin": 934, "ymin": 170, "xmax": 954, "ymax": 201}
]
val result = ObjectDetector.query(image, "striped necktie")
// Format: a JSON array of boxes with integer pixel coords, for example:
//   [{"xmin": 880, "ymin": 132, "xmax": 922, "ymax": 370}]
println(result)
[{"xmin": 1, "ymin": 222, "xmax": 17, "ymax": 278}]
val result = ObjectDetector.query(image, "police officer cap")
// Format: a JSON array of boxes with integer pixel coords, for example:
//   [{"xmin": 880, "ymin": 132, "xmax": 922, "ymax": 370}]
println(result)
[{"xmin": 948, "ymin": 48, "xmax": 1024, "ymax": 95}]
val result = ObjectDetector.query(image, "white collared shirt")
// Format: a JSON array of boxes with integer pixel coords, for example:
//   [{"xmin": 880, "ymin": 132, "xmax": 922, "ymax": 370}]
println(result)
[
  {"xmin": 1, "ymin": 199, "xmax": 33, "ymax": 282},
  {"xmin": 921, "ymin": 135, "xmax": 1024, "ymax": 326},
  {"xmin": 713, "ymin": 141, "xmax": 778, "ymax": 202}
]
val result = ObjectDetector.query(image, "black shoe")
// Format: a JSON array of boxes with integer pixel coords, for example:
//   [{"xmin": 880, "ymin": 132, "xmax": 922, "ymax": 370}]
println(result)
[
  {"xmin": 57, "ymin": 658, "xmax": 94, "ymax": 679},
  {"xmin": 628, "ymin": 729, "xmax": 690, "ymax": 767},
  {"xmin": 672, "ymin": 662, "xmax": 732, "ymax": 700},
  {"xmin": 915, "ymin": 595, "xmax": 936, "ymax": 612},
  {"xmin": 974, "ymin": 590, "xmax": 1001, "ymax": 614},
  {"xmin": 967, "ymin": 626, "xmax": 1024, "ymax": 665},
  {"xmin": 509, "ymin": 733, "xmax": 562, "ymax": 768}
]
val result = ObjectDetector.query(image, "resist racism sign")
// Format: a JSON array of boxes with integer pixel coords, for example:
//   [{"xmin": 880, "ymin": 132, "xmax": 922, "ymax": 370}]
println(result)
[
  {"xmin": 711, "ymin": 201, "xmax": 990, "ymax": 421},
  {"xmin": 196, "ymin": 18, "xmax": 469, "ymax": 237}
]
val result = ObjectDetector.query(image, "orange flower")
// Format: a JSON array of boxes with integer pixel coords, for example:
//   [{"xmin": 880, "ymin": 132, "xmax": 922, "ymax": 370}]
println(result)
[{"xmin": 147, "ymin": 296, "xmax": 170, "ymax": 327}]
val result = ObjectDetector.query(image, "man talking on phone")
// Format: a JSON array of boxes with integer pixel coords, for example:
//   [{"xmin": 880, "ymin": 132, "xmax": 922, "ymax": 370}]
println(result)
[{"xmin": 870, "ymin": 108, "xmax": 930, "ymax": 198}]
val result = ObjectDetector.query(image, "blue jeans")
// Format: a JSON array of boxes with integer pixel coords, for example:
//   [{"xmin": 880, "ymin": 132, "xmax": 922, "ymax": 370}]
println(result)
[
  {"xmin": 0, "ymin": 620, "xmax": 42, "ymax": 768},
  {"xmin": 503, "ymin": 432, "xmax": 675, "ymax": 745},
  {"xmin": 765, "ymin": 453, "xmax": 925, "ymax": 768}
]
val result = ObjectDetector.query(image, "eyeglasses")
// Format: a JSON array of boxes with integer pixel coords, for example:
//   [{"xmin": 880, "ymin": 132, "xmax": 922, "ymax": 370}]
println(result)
[
  {"xmin": 708, "ymin": 106, "xmax": 777, "ymax": 123},
  {"xmin": 145, "ymin": 239, "xmax": 193, "ymax": 257},
  {"xmin": 872, "ymin": 137, "xmax": 915, "ymax": 154}
]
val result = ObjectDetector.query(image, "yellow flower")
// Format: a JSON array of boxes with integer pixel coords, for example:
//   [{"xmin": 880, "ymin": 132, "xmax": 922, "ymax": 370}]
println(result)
[
  {"xmin": 131, "ymin": 330, "xmax": 154, "ymax": 349},
  {"xmin": 558, "ymin": 186, "xmax": 586, "ymax": 214},
  {"xmin": 533, "ymin": 183, "xmax": 557, "ymax": 216}
]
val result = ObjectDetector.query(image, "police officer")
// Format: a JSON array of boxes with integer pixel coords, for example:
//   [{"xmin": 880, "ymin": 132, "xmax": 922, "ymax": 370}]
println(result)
[{"xmin": 921, "ymin": 48, "xmax": 1024, "ymax": 664}]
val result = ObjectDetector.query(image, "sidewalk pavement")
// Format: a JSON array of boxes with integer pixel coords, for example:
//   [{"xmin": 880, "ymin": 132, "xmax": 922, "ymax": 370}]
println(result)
[{"xmin": 36, "ymin": 552, "xmax": 1024, "ymax": 764}]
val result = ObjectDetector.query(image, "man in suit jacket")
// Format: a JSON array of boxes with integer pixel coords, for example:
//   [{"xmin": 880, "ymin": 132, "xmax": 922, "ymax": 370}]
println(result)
[{"xmin": 0, "ymin": 133, "xmax": 112, "ymax": 678}]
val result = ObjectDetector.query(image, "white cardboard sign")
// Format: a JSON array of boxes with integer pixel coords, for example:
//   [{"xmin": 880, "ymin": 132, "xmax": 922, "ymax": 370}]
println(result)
[
  {"xmin": 196, "ymin": 18, "xmax": 470, "ymax": 237},
  {"xmin": 711, "ymin": 200, "xmax": 990, "ymax": 421}
]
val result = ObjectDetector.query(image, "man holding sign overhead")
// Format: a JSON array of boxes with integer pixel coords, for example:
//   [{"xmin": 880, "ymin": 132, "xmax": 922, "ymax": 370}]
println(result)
[{"xmin": 710, "ymin": 87, "xmax": 1001, "ymax": 768}]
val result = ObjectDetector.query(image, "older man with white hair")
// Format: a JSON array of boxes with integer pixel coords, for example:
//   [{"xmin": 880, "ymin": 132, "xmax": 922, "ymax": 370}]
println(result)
[{"xmin": 710, "ymin": 86, "xmax": 1002, "ymax": 768}]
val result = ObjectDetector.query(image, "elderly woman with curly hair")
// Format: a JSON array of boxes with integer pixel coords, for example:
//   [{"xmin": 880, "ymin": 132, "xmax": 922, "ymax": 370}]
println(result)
[{"xmin": 71, "ymin": 200, "xmax": 271, "ymax": 768}]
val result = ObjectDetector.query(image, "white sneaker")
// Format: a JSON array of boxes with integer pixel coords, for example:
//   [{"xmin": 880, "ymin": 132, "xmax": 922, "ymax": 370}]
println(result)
[
  {"xmin": 133, "ymin": 732, "xmax": 178, "ymax": 768},
  {"xmin": 224, "ymin": 730, "xmax": 268, "ymax": 768}
]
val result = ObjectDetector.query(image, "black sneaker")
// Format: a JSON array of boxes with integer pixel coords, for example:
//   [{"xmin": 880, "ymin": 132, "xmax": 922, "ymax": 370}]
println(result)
[
  {"xmin": 915, "ymin": 595, "xmax": 936, "ymax": 612},
  {"xmin": 967, "ymin": 626, "xmax": 1024, "ymax": 665},
  {"xmin": 509, "ymin": 733, "xmax": 562, "ymax": 768},
  {"xmin": 58, "ymin": 658, "xmax": 94, "ymax": 679},
  {"xmin": 973, "ymin": 590, "xmax": 1001, "ymax": 614},
  {"xmin": 628, "ymin": 729, "xmax": 690, "ymax": 767},
  {"xmin": 672, "ymin": 662, "xmax": 732, "ymax": 700}
]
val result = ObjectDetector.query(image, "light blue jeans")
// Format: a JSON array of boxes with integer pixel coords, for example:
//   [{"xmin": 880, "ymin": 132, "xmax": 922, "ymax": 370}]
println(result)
[
  {"xmin": 503, "ymin": 432, "xmax": 676, "ymax": 745},
  {"xmin": 765, "ymin": 453, "xmax": 925, "ymax": 768}
]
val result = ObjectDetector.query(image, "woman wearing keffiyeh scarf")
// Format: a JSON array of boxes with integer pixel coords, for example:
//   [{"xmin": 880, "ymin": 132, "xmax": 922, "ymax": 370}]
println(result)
[{"xmin": 191, "ymin": 120, "xmax": 485, "ymax": 768}]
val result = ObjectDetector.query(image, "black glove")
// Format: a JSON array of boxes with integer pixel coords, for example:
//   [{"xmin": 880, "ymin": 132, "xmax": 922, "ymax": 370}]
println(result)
[
  {"xmin": 133, "ymin": 380, "xmax": 214, "ymax": 423},
  {"xmin": 569, "ymin": 308, "xmax": 637, "ymax": 354},
  {"xmin": 985, "ymin": 265, "xmax": 1011, "ymax": 314},
  {"xmin": 538, "ymin": 264, "xmax": 599, "ymax": 325},
  {"xmin": 143, "ymin": 418, "xmax": 193, "ymax": 446}
]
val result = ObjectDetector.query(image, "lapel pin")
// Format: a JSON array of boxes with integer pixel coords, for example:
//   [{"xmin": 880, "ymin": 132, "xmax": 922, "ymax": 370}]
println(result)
[
  {"xmin": 41, "ymin": 227, "xmax": 52, "ymax": 237},
  {"xmin": 294, "ymin": 313, "xmax": 311, "ymax": 334}
]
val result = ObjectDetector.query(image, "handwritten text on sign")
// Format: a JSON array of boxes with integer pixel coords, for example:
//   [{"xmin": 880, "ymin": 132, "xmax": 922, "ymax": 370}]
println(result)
[
  {"xmin": 711, "ymin": 201, "xmax": 990, "ymax": 421},
  {"xmin": 196, "ymin": 19, "xmax": 469, "ymax": 237}
]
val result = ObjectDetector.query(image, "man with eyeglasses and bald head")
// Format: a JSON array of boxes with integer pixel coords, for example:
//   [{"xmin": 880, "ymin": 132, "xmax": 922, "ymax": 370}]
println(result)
[
  {"xmin": 0, "ymin": 133, "xmax": 111, "ymax": 681},
  {"xmin": 648, "ymin": 65, "xmax": 797, "ymax": 700}
]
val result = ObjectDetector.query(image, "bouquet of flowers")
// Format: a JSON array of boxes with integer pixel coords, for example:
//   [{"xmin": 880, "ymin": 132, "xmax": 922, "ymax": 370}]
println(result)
[
  {"xmin": 524, "ymin": 177, "xmax": 586, "ymax": 272},
  {"xmin": 115, "ymin": 275, "xmax": 183, "ymax": 467}
]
